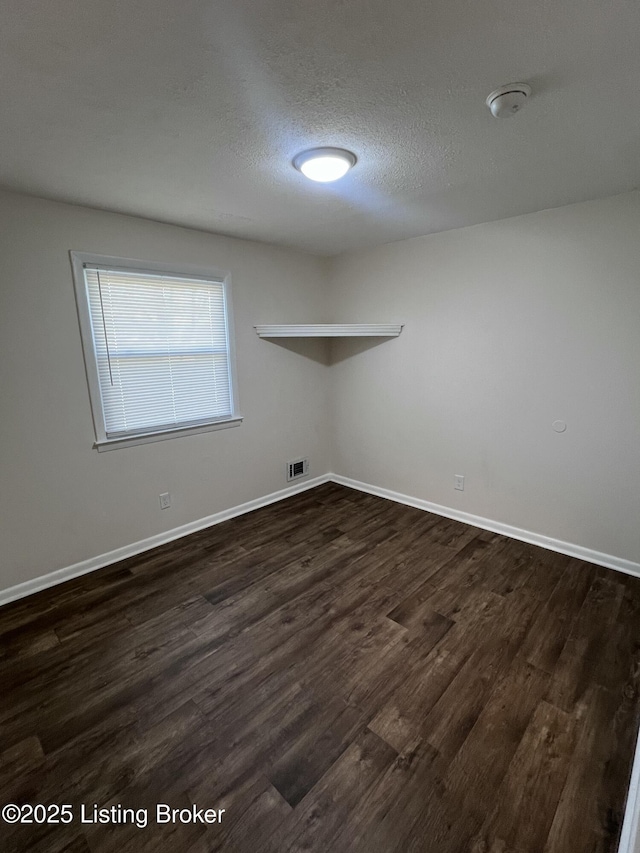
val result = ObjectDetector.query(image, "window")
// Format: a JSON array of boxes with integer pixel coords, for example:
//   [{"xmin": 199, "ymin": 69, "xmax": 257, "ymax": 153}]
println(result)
[{"xmin": 71, "ymin": 253, "xmax": 241, "ymax": 450}]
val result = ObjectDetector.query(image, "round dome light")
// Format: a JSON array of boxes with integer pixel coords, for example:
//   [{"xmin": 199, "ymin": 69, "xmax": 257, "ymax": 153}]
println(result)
[{"xmin": 293, "ymin": 147, "xmax": 357, "ymax": 182}]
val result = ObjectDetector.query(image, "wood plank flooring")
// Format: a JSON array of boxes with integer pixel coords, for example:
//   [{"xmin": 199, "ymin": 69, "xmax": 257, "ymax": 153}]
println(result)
[{"xmin": 1, "ymin": 482, "xmax": 640, "ymax": 852}]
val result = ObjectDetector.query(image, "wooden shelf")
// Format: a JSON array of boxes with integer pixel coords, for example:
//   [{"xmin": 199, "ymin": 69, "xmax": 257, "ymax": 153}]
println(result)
[{"xmin": 254, "ymin": 324, "xmax": 403, "ymax": 338}]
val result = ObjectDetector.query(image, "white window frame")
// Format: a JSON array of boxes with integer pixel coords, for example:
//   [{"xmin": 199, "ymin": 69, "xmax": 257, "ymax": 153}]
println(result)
[{"xmin": 70, "ymin": 251, "xmax": 242, "ymax": 451}]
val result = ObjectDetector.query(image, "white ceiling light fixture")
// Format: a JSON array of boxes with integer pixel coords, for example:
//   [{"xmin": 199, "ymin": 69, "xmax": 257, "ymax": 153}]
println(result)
[
  {"xmin": 293, "ymin": 147, "xmax": 357, "ymax": 182},
  {"xmin": 486, "ymin": 83, "xmax": 532, "ymax": 118}
]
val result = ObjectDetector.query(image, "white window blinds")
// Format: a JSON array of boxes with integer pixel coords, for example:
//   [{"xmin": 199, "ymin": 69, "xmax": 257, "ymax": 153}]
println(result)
[{"xmin": 83, "ymin": 266, "xmax": 234, "ymax": 438}]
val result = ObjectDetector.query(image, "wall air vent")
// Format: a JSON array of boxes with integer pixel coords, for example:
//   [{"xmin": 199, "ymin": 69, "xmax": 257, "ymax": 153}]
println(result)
[{"xmin": 287, "ymin": 458, "xmax": 309, "ymax": 482}]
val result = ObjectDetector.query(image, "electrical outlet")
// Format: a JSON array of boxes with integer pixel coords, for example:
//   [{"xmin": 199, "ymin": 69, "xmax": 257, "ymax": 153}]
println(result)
[
  {"xmin": 454, "ymin": 475, "xmax": 465, "ymax": 491},
  {"xmin": 159, "ymin": 492, "xmax": 171, "ymax": 510}
]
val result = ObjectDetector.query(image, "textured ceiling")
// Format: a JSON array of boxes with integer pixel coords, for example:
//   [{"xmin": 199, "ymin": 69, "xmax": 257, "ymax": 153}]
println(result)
[{"xmin": 1, "ymin": 0, "xmax": 640, "ymax": 255}]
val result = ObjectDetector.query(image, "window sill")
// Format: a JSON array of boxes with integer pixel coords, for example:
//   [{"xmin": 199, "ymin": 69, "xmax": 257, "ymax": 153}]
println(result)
[{"xmin": 94, "ymin": 417, "xmax": 243, "ymax": 451}]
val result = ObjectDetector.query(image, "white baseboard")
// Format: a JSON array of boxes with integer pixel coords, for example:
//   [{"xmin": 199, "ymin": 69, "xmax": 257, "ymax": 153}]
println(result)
[
  {"xmin": 330, "ymin": 474, "xmax": 640, "ymax": 579},
  {"xmin": 0, "ymin": 474, "xmax": 331, "ymax": 608},
  {"xmin": 4, "ymin": 470, "xmax": 638, "ymax": 607}
]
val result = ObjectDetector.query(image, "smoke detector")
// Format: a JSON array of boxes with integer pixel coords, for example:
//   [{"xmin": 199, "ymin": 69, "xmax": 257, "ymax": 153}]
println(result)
[{"xmin": 486, "ymin": 83, "xmax": 531, "ymax": 118}]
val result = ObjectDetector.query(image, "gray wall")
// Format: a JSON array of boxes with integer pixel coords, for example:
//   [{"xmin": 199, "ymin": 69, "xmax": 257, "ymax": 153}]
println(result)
[
  {"xmin": 328, "ymin": 192, "xmax": 640, "ymax": 563},
  {"xmin": 0, "ymin": 191, "xmax": 332, "ymax": 590},
  {"xmin": 2, "ymin": 189, "xmax": 639, "ymax": 597}
]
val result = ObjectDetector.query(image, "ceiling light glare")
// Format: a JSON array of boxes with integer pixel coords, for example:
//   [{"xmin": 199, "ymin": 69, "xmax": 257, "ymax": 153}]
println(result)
[{"xmin": 293, "ymin": 147, "xmax": 357, "ymax": 182}]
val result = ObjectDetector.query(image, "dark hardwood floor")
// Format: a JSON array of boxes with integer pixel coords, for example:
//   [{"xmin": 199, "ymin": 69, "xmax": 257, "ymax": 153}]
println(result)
[{"xmin": 1, "ymin": 482, "xmax": 640, "ymax": 852}]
